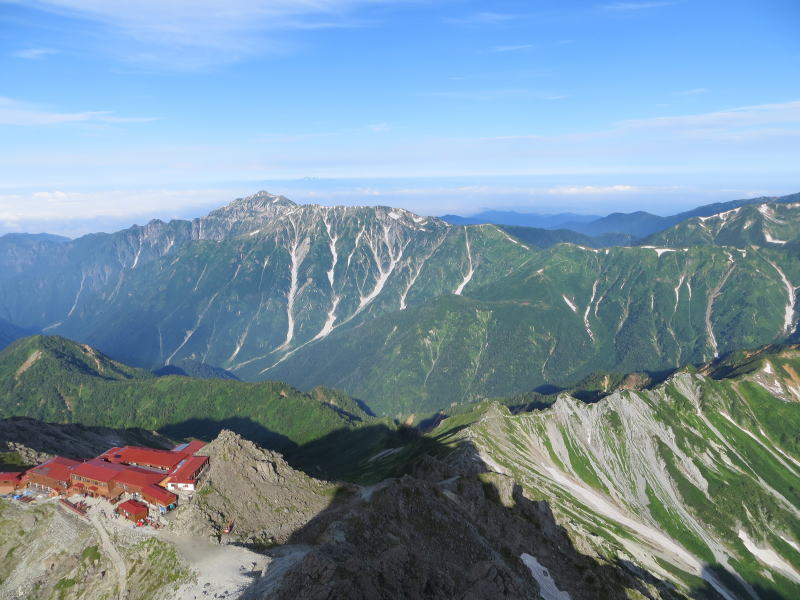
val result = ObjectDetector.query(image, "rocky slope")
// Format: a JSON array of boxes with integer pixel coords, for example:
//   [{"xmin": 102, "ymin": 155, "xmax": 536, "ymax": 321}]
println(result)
[
  {"xmin": 170, "ymin": 430, "xmax": 344, "ymax": 546},
  {"xmin": 0, "ymin": 496, "xmax": 193, "ymax": 600},
  {"xmin": 247, "ymin": 455, "xmax": 685, "ymax": 600}
]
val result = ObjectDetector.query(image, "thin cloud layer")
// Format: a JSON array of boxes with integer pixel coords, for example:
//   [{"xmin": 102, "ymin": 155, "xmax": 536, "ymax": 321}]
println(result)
[
  {"xmin": 601, "ymin": 2, "xmax": 676, "ymax": 11},
  {"xmin": 16, "ymin": 0, "xmax": 394, "ymax": 63},
  {"xmin": 11, "ymin": 48, "xmax": 59, "ymax": 59},
  {"xmin": 0, "ymin": 97, "xmax": 154, "ymax": 126},
  {"xmin": 618, "ymin": 100, "xmax": 800, "ymax": 131}
]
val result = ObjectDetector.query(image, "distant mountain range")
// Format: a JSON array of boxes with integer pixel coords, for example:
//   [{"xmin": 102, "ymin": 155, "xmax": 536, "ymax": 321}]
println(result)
[
  {"xmin": 442, "ymin": 192, "xmax": 800, "ymax": 237},
  {"xmin": 440, "ymin": 210, "xmax": 601, "ymax": 228},
  {"xmin": 1, "ymin": 190, "xmax": 800, "ymax": 415}
]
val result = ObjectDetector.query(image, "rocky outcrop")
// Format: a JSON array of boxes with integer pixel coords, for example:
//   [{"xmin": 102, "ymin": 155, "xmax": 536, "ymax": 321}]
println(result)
[{"xmin": 169, "ymin": 430, "xmax": 344, "ymax": 546}]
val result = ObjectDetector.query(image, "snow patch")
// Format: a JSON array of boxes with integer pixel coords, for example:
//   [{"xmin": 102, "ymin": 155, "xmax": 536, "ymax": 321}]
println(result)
[
  {"xmin": 673, "ymin": 275, "xmax": 685, "ymax": 313},
  {"xmin": 583, "ymin": 281, "xmax": 598, "ymax": 342},
  {"xmin": 454, "ymin": 229, "xmax": 475, "ymax": 295},
  {"xmin": 499, "ymin": 229, "xmax": 529, "ymax": 249},
  {"xmin": 67, "ymin": 272, "xmax": 87, "ymax": 318},
  {"xmin": 764, "ymin": 231, "xmax": 788, "ymax": 245},
  {"xmin": 562, "ymin": 295, "xmax": 577, "ymax": 313},
  {"xmin": 641, "ymin": 246, "xmax": 678, "ymax": 257},
  {"xmin": 764, "ymin": 258, "xmax": 795, "ymax": 335},
  {"xmin": 520, "ymin": 554, "xmax": 571, "ymax": 600},
  {"xmin": 738, "ymin": 530, "xmax": 800, "ymax": 583},
  {"xmin": 780, "ymin": 535, "xmax": 800, "ymax": 553},
  {"xmin": 356, "ymin": 224, "xmax": 407, "ymax": 312},
  {"xmin": 543, "ymin": 467, "xmax": 703, "ymax": 574},
  {"xmin": 277, "ymin": 230, "xmax": 310, "ymax": 350}
]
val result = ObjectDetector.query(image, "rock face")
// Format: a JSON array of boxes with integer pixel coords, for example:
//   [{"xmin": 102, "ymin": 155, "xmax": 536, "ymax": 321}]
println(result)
[
  {"xmin": 0, "ymin": 417, "xmax": 172, "ymax": 464},
  {"xmin": 170, "ymin": 430, "xmax": 342, "ymax": 546},
  {"xmin": 245, "ymin": 453, "xmax": 682, "ymax": 600}
]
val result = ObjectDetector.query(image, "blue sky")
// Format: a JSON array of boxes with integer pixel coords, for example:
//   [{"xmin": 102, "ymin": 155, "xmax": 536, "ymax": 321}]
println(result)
[{"xmin": 1, "ymin": 0, "xmax": 799, "ymax": 236}]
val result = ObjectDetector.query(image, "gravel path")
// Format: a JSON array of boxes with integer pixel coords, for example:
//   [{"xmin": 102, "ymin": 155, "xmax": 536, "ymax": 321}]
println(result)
[{"xmin": 88, "ymin": 511, "xmax": 129, "ymax": 600}]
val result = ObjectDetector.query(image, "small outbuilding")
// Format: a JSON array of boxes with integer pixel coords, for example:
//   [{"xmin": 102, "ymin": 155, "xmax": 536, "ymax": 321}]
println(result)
[
  {"xmin": 142, "ymin": 484, "xmax": 177, "ymax": 512},
  {"xmin": 117, "ymin": 499, "xmax": 149, "ymax": 522}
]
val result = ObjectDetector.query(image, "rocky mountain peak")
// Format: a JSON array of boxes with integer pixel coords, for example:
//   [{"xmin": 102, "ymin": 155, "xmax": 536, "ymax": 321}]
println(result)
[{"xmin": 209, "ymin": 191, "xmax": 297, "ymax": 218}]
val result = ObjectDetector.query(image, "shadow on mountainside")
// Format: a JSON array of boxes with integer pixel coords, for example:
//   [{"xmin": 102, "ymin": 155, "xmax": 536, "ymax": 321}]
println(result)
[
  {"xmin": 0, "ymin": 416, "xmax": 172, "ymax": 463},
  {"xmin": 165, "ymin": 419, "xmax": 793, "ymax": 599},
  {"xmin": 157, "ymin": 416, "xmax": 414, "ymax": 483},
  {"xmin": 694, "ymin": 565, "xmax": 793, "ymax": 600},
  {"xmin": 159, "ymin": 416, "xmax": 295, "ymax": 452},
  {"xmin": 234, "ymin": 431, "xmax": 720, "ymax": 600},
  {"xmin": 282, "ymin": 422, "xmax": 418, "ymax": 483}
]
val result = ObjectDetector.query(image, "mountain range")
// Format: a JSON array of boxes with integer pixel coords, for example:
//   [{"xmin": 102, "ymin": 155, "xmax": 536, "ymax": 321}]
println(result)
[
  {"xmin": 1, "ymin": 191, "xmax": 800, "ymax": 415},
  {"xmin": 442, "ymin": 192, "xmax": 800, "ymax": 238}
]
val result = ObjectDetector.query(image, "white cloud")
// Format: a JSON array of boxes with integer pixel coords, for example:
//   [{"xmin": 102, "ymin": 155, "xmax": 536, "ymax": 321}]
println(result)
[
  {"xmin": 0, "ymin": 97, "xmax": 155, "ymax": 126},
  {"xmin": 16, "ymin": 0, "xmax": 395, "ymax": 63},
  {"xmin": 11, "ymin": 48, "xmax": 59, "ymax": 59},
  {"xmin": 601, "ymin": 2, "xmax": 675, "ymax": 11},
  {"xmin": 445, "ymin": 12, "xmax": 518, "ymax": 25},
  {"xmin": 618, "ymin": 100, "xmax": 800, "ymax": 131},
  {"xmin": 493, "ymin": 44, "xmax": 533, "ymax": 53},
  {"xmin": 545, "ymin": 185, "xmax": 639, "ymax": 195},
  {"xmin": 368, "ymin": 122, "xmax": 390, "ymax": 132},
  {"xmin": 0, "ymin": 188, "xmax": 239, "ymax": 236}
]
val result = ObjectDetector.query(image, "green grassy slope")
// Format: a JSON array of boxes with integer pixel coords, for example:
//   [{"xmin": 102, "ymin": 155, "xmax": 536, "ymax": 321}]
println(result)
[{"xmin": 0, "ymin": 336, "xmax": 382, "ymax": 454}]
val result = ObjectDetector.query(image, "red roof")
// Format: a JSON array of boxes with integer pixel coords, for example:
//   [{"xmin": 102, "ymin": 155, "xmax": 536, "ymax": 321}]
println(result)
[
  {"xmin": 0, "ymin": 472, "xmax": 23, "ymax": 482},
  {"xmin": 111, "ymin": 467, "xmax": 165, "ymax": 489},
  {"xmin": 173, "ymin": 440, "xmax": 207, "ymax": 455},
  {"xmin": 28, "ymin": 456, "xmax": 80, "ymax": 483},
  {"xmin": 168, "ymin": 455, "xmax": 209, "ymax": 483},
  {"xmin": 118, "ymin": 499, "xmax": 148, "ymax": 518},
  {"xmin": 142, "ymin": 484, "xmax": 177, "ymax": 505},
  {"xmin": 71, "ymin": 459, "xmax": 129, "ymax": 483},
  {"xmin": 100, "ymin": 446, "xmax": 185, "ymax": 470}
]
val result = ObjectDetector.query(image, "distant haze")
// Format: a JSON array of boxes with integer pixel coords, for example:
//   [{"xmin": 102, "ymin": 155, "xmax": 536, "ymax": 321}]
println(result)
[{"xmin": 2, "ymin": 177, "xmax": 796, "ymax": 238}]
